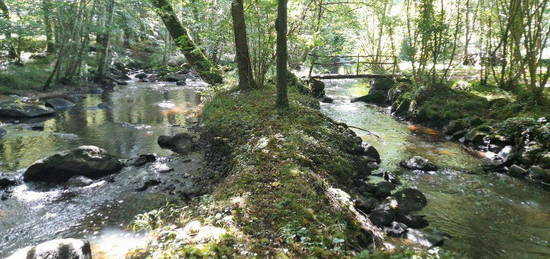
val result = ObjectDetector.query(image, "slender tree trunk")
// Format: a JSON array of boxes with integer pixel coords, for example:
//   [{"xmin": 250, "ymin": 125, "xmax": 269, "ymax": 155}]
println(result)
[
  {"xmin": 42, "ymin": 0, "xmax": 55, "ymax": 53},
  {"xmin": 0, "ymin": 0, "xmax": 16, "ymax": 60},
  {"xmin": 95, "ymin": 0, "xmax": 115, "ymax": 83},
  {"xmin": 150, "ymin": 0, "xmax": 222, "ymax": 85},
  {"xmin": 231, "ymin": 0, "xmax": 256, "ymax": 90},
  {"xmin": 275, "ymin": 0, "xmax": 288, "ymax": 108}
]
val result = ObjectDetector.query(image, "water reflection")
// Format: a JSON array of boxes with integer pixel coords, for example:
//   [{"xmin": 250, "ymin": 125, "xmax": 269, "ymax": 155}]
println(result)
[
  {"xmin": 321, "ymin": 79, "xmax": 550, "ymax": 259},
  {"xmin": 0, "ymin": 83, "xmax": 201, "ymax": 172}
]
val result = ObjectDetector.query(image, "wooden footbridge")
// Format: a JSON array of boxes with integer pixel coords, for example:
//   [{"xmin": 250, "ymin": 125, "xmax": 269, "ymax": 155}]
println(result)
[{"xmin": 308, "ymin": 54, "xmax": 403, "ymax": 80}]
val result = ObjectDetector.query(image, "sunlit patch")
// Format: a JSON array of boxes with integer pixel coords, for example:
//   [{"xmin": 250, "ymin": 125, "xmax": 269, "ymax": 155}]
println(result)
[
  {"xmin": 157, "ymin": 101, "xmax": 176, "ymax": 109},
  {"xmin": 160, "ymin": 104, "xmax": 203, "ymax": 118},
  {"xmin": 90, "ymin": 228, "xmax": 148, "ymax": 259},
  {"xmin": 432, "ymin": 149, "xmax": 458, "ymax": 156},
  {"xmin": 12, "ymin": 184, "xmax": 63, "ymax": 203},
  {"xmin": 408, "ymin": 124, "xmax": 441, "ymax": 137}
]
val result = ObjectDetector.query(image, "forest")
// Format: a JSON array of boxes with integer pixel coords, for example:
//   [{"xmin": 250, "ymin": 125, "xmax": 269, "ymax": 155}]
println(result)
[{"xmin": 0, "ymin": 0, "xmax": 548, "ymax": 258}]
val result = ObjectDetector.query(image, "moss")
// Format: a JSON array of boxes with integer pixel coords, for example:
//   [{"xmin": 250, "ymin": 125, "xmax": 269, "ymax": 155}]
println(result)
[{"xmin": 199, "ymin": 86, "xmax": 375, "ymax": 256}]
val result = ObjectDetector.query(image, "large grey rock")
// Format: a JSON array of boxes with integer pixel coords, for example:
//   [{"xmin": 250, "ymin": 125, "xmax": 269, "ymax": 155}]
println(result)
[
  {"xmin": 361, "ymin": 143, "xmax": 381, "ymax": 163},
  {"xmin": 158, "ymin": 133, "xmax": 196, "ymax": 154},
  {"xmin": 7, "ymin": 238, "xmax": 92, "ymax": 259},
  {"xmin": 23, "ymin": 146, "xmax": 123, "ymax": 183},
  {"xmin": 45, "ymin": 98, "xmax": 75, "ymax": 110},
  {"xmin": 352, "ymin": 78, "xmax": 395, "ymax": 105},
  {"xmin": 393, "ymin": 188, "xmax": 427, "ymax": 214},
  {"xmin": 508, "ymin": 164, "xmax": 528, "ymax": 178},
  {"xmin": 400, "ymin": 156, "xmax": 438, "ymax": 171},
  {"xmin": 0, "ymin": 102, "xmax": 55, "ymax": 118}
]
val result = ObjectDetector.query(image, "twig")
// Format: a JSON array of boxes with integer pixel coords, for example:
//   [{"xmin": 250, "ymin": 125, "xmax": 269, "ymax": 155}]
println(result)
[{"xmin": 347, "ymin": 125, "xmax": 381, "ymax": 139}]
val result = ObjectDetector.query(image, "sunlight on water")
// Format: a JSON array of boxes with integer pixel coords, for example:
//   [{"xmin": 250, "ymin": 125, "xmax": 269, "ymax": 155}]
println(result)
[
  {"xmin": 90, "ymin": 228, "xmax": 148, "ymax": 259},
  {"xmin": 321, "ymin": 79, "xmax": 550, "ymax": 259}
]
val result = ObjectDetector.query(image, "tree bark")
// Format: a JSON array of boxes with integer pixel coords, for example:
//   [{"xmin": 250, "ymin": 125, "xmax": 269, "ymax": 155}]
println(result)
[
  {"xmin": 275, "ymin": 0, "xmax": 288, "ymax": 108},
  {"xmin": 0, "ymin": 0, "xmax": 16, "ymax": 60},
  {"xmin": 42, "ymin": 0, "xmax": 55, "ymax": 53},
  {"xmin": 231, "ymin": 0, "xmax": 256, "ymax": 90},
  {"xmin": 150, "ymin": 0, "xmax": 222, "ymax": 85},
  {"xmin": 95, "ymin": 0, "xmax": 115, "ymax": 83}
]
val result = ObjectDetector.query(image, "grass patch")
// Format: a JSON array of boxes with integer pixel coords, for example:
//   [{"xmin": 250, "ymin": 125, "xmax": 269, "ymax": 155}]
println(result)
[{"xmin": 0, "ymin": 57, "xmax": 54, "ymax": 94}]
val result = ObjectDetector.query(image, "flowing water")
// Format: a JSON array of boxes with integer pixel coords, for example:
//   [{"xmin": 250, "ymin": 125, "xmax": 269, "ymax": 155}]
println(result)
[
  {"xmin": 0, "ymin": 78, "xmax": 206, "ymax": 257},
  {"xmin": 321, "ymin": 79, "xmax": 550, "ymax": 259}
]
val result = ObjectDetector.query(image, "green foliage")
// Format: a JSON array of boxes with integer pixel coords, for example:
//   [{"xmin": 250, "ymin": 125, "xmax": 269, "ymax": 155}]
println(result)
[{"xmin": 0, "ymin": 61, "xmax": 53, "ymax": 93}]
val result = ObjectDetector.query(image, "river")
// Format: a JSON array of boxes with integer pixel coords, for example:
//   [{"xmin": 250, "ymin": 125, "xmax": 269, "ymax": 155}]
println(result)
[
  {"xmin": 320, "ymin": 79, "xmax": 550, "ymax": 258},
  {"xmin": 0, "ymin": 77, "xmax": 205, "ymax": 257}
]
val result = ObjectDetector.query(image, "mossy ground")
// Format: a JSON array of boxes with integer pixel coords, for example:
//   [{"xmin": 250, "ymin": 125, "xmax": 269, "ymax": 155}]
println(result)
[{"xmin": 390, "ymin": 79, "xmax": 550, "ymax": 129}]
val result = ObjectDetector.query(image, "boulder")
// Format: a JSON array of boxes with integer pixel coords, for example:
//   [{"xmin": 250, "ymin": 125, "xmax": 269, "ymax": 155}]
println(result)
[
  {"xmin": 361, "ymin": 143, "xmax": 381, "ymax": 163},
  {"xmin": 354, "ymin": 197, "xmax": 378, "ymax": 214},
  {"xmin": 310, "ymin": 79, "xmax": 325, "ymax": 98},
  {"xmin": 400, "ymin": 156, "xmax": 438, "ymax": 171},
  {"xmin": 45, "ymin": 98, "xmax": 76, "ymax": 110},
  {"xmin": 464, "ymin": 130, "xmax": 487, "ymax": 146},
  {"xmin": 508, "ymin": 164, "xmax": 528, "ymax": 178},
  {"xmin": 369, "ymin": 202, "xmax": 396, "ymax": 227},
  {"xmin": 136, "ymin": 179, "xmax": 161, "ymax": 192},
  {"xmin": 374, "ymin": 181, "xmax": 395, "ymax": 198},
  {"xmin": 529, "ymin": 166, "xmax": 550, "ymax": 183},
  {"xmin": 126, "ymin": 154, "xmax": 157, "ymax": 167},
  {"xmin": 444, "ymin": 119, "xmax": 470, "ymax": 135},
  {"xmin": 352, "ymin": 78, "xmax": 395, "ymax": 105},
  {"xmin": 23, "ymin": 146, "xmax": 124, "ymax": 183},
  {"xmin": 176, "ymin": 80, "xmax": 187, "ymax": 86},
  {"xmin": 384, "ymin": 221, "xmax": 408, "ymax": 237},
  {"xmin": 396, "ymin": 213, "xmax": 429, "ymax": 229},
  {"xmin": 135, "ymin": 72, "xmax": 148, "ymax": 79},
  {"xmin": 7, "ymin": 238, "xmax": 92, "ymax": 259},
  {"xmin": 158, "ymin": 133, "xmax": 196, "ymax": 154},
  {"xmin": 163, "ymin": 73, "xmax": 187, "ymax": 82},
  {"xmin": 0, "ymin": 102, "xmax": 55, "ymax": 118},
  {"xmin": 393, "ymin": 188, "xmax": 427, "ymax": 214},
  {"xmin": 406, "ymin": 229, "xmax": 448, "ymax": 247},
  {"xmin": 0, "ymin": 175, "xmax": 17, "ymax": 189},
  {"xmin": 320, "ymin": 96, "xmax": 334, "ymax": 103}
]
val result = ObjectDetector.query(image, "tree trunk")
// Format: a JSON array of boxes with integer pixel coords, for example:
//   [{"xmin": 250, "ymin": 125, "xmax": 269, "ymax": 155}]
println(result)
[
  {"xmin": 95, "ymin": 0, "xmax": 115, "ymax": 83},
  {"xmin": 150, "ymin": 0, "xmax": 222, "ymax": 85},
  {"xmin": 231, "ymin": 0, "xmax": 256, "ymax": 90},
  {"xmin": 275, "ymin": 0, "xmax": 288, "ymax": 108},
  {"xmin": 42, "ymin": 0, "xmax": 55, "ymax": 53},
  {"xmin": 0, "ymin": 0, "xmax": 16, "ymax": 60}
]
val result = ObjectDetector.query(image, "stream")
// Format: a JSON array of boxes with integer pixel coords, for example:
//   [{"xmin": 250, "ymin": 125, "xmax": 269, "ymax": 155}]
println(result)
[
  {"xmin": 0, "ymin": 78, "xmax": 206, "ymax": 257},
  {"xmin": 320, "ymin": 79, "xmax": 550, "ymax": 259}
]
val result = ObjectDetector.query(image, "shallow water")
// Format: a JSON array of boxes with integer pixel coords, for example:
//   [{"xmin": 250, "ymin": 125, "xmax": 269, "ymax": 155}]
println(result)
[
  {"xmin": 0, "ymin": 78, "xmax": 205, "ymax": 257},
  {"xmin": 321, "ymin": 79, "xmax": 550, "ymax": 259}
]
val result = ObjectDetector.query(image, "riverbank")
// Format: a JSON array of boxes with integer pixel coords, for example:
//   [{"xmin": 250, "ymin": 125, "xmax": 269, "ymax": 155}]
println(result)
[
  {"xmin": 125, "ymin": 86, "xmax": 455, "ymax": 258},
  {"xmin": 358, "ymin": 79, "xmax": 550, "ymax": 187}
]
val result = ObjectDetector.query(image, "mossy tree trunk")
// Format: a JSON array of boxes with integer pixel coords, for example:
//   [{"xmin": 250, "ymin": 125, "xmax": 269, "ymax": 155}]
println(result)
[
  {"xmin": 231, "ymin": 0, "xmax": 256, "ymax": 90},
  {"xmin": 275, "ymin": 0, "xmax": 289, "ymax": 109},
  {"xmin": 150, "ymin": 0, "xmax": 222, "ymax": 85},
  {"xmin": 95, "ymin": 0, "xmax": 115, "ymax": 83}
]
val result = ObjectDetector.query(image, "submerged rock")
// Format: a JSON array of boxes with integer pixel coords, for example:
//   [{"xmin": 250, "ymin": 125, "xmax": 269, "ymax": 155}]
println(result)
[
  {"xmin": 0, "ymin": 102, "xmax": 55, "ymax": 118},
  {"xmin": 321, "ymin": 96, "xmax": 334, "ymax": 103},
  {"xmin": 400, "ymin": 156, "xmax": 438, "ymax": 171},
  {"xmin": 23, "ymin": 146, "xmax": 123, "ymax": 183},
  {"xmin": 176, "ymin": 80, "xmax": 187, "ymax": 86},
  {"xmin": 45, "ymin": 98, "xmax": 76, "ymax": 110},
  {"xmin": 135, "ymin": 72, "xmax": 148, "ymax": 79},
  {"xmin": 8, "ymin": 239, "xmax": 91, "ymax": 259},
  {"xmin": 158, "ymin": 133, "xmax": 196, "ymax": 154},
  {"xmin": 136, "ymin": 179, "xmax": 161, "ymax": 192},
  {"xmin": 396, "ymin": 213, "xmax": 429, "ymax": 229},
  {"xmin": 0, "ymin": 128, "xmax": 6, "ymax": 138}
]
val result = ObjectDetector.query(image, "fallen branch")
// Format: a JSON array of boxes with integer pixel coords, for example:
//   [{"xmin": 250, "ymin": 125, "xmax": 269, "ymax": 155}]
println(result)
[{"xmin": 348, "ymin": 125, "xmax": 381, "ymax": 139}]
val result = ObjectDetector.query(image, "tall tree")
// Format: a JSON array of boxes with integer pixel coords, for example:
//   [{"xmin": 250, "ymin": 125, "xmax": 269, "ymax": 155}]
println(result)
[
  {"xmin": 0, "ymin": 0, "xmax": 16, "ymax": 60},
  {"xmin": 42, "ymin": 0, "xmax": 55, "ymax": 53},
  {"xmin": 231, "ymin": 0, "xmax": 256, "ymax": 90},
  {"xmin": 275, "ymin": 0, "xmax": 288, "ymax": 108},
  {"xmin": 150, "ymin": 0, "xmax": 223, "ymax": 85},
  {"xmin": 95, "ymin": 0, "xmax": 116, "ymax": 83}
]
